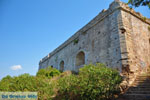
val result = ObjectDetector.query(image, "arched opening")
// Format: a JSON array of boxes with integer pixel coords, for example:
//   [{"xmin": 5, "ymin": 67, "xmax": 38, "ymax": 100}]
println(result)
[
  {"xmin": 51, "ymin": 65, "xmax": 53, "ymax": 68},
  {"xmin": 76, "ymin": 51, "xmax": 85, "ymax": 66},
  {"xmin": 60, "ymin": 61, "xmax": 64, "ymax": 71}
]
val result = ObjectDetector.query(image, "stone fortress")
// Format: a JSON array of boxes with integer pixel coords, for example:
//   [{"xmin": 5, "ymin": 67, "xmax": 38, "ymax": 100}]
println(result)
[{"xmin": 39, "ymin": 0, "xmax": 150, "ymax": 82}]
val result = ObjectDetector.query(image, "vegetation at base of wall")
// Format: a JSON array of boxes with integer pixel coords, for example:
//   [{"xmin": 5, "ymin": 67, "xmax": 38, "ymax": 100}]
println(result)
[
  {"xmin": 36, "ymin": 66, "xmax": 60, "ymax": 78},
  {"xmin": 0, "ymin": 63, "xmax": 122, "ymax": 100},
  {"xmin": 56, "ymin": 64, "xmax": 122, "ymax": 100}
]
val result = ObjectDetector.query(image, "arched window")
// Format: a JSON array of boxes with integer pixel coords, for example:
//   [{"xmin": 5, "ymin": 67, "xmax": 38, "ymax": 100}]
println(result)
[
  {"xmin": 76, "ymin": 51, "xmax": 85, "ymax": 66},
  {"xmin": 60, "ymin": 61, "xmax": 64, "ymax": 71}
]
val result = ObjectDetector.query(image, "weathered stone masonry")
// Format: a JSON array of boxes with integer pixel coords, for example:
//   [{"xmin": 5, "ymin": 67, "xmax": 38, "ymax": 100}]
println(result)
[{"xmin": 39, "ymin": 0, "xmax": 150, "ymax": 82}]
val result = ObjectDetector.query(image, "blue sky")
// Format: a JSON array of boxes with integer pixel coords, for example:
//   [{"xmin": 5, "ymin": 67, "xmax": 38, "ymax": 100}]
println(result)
[{"xmin": 0, "ymin": 0, "xmax": 149, "ymax": 79}]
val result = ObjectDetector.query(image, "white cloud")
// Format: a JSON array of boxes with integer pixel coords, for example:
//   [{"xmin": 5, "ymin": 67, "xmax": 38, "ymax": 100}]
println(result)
[{"xmin": 10, "ymin": 65, "xmax": 22, "ymax": 71}]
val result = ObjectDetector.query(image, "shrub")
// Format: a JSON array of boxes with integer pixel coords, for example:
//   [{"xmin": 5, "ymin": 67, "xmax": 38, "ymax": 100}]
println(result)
[
  {"xmin": 56, "ymin": 63, "xmax": 122, "ymax": 100},
  {"xmin": 0, "ymin": 75, "xmax": 13, "ymax": 91},
  {"xmin": 78, "ymin": 63, "xmax": 122, "ymax": 100},
  {"xmin": 36, "ymin": 67, "xmax": 61, "ymax": 99},
  {"xmin": 0, "ymin": 74, "xmax": 38, "ymax": 92},
  {"xmin": 0, "ymin": 64, "xmax": 122, "ymax": 100},
  {"xmin": 36, "ymin": 66, "xmax": 61, "ymax": 78},
  {"xmin": 56, "ymin": 75, "xmax": 79, "ymax": 100},
  {"xmin": 9, "ymin": 74, "xmax": 37, "ymax": 92},
  {"xmin": 36, "ymin": 77, "xmax": 55, "ymax": 100},
  {"xmin": 0, "ymin": 73, "xmax": 56, "ymax": 100}
]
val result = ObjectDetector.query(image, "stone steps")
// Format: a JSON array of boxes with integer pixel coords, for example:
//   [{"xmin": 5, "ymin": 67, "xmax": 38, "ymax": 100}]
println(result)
[
  {"xmin": 131, "ymin": 84, "xmax": 150, "ymax": 87},
  {"xmin": 128, "ymin": 87, "xmax": 150, "ymax": 91},
  {"xmin": 126, "ymin": 91, "xmax": 150, "ymax": 94},
  {"xmin": 118, "ymin": 68, "xmax": 150, "ymax": 100},
  {"xmin": 121, "ymin": 94, "xmax": 150, "ymax": 100},
  {"xmin": 132, "ymin": 82, "xmax": 150, "ymax": 85},
  {"xmin": 133, "ymin": 80, "xmax": 150, "ymax": 83},
  {"xmin": 135, "ymin": 77, "xmax": 150, "ymax": 80}
]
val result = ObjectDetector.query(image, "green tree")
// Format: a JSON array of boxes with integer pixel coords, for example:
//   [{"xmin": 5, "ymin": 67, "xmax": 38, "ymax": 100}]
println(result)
[
  {"xmin": 0, "ymin": 75, "xmax": 13, "ymax": 91},
  {"xmin": 128, "ymin": 0, "xmax": 150, "ymax": 8}
]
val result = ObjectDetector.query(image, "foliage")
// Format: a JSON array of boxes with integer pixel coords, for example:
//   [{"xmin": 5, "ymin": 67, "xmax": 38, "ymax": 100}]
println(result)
[
  {"xmin": 0, "ymin": 75, "xmax": 56, "ymax": 100},
  {"xmin": 56, "ymin": 63, "xmax": 122, "ymax": 100},
  {"xmin": 56, "ymin": 75, "xmax": 79, "ymax": 100},
  {"xmin": 36, "ymin": 67, "xmax": 61, "ymax": 99},
  {"xmin": 73, "ymin": 39, "xmax": 79, "ymax": 45},
  {"xmin": 9, "ymin": 74, "xmax": 37, "ymax": 92},
  {"xmin": 0, "ymin": 74, "xmax": 37, "ymax": 92},
  {"xmin": 79, "ymin": 64, "xmax": 122, "ymax": 100},
  {"xmin": 128, "ymin": 0, "xmax": 150, "ymax": 8},
  {"xmin": 0, "ymin": 64, "xmax": 122, "ymax": 100},
  {"xmin": 36, "ymin": 66, "xmax": 61, "ymax": 78},
  {"xmin": 0, "ymin": 75, "xmax": 13, "ymax": 91},
  {"xmin": 36, "ymin": 77, "xmax": 56, "ymax": 100}
]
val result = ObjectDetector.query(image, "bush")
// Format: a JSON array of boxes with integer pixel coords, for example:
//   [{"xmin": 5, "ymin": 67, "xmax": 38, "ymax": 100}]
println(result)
[
  {"xmin": 0, "ymin": 75, "xmax": 13, "ymax": 91},
  {"xmin": 0, "ymin": 64, "xmax": 122, "ymax": 100},
  {"xmin": 36, "ymin": 77, "xmax": 56, "ymax": 100},
  {"xmin": 9, "ymin": 74, "xmax": 37, "ymax": 92},
  {"xmin": 56, "ymin": 63, "xmax": 122, "ymax": 100},
  {"xmin": 0, "ymin": 74, "xmax": 38, "ymax": 92},
  {"xmin": 78, "ymin": 63, "xmax": 122, "ymax": 100},
  {"xmin": 0, "ymin": 74, "xmax": 56, "ymax": 100},
  {"xmin": 36, "ymin": 66, "xmax": 61, "ymax": 78},
  {"xmin": 55, "ymin": 75, "xmax": 79, "ymax": 100}
]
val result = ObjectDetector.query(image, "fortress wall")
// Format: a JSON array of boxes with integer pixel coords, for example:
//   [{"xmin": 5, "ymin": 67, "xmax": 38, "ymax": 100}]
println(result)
[
  {"xmin": 39, "ymin": 1, "xmax": 124, "ymax": 71},
  {"xmin": 121, "ymin": 5, "xmax": 150, "ymax": 74},
  {"xmin": 38, "ymin": 0, "xmax": 150, "ymax": 87}
]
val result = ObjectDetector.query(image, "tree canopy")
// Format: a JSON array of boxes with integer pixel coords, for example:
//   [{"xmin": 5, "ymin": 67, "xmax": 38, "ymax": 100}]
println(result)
[{"xmin": 128, "ymin": 0, "xmax": 150, "ymax": 8}]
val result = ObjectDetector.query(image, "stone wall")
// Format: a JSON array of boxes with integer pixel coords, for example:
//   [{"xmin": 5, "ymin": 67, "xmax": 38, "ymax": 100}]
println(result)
[
  {"xmin": 120, "ymin": 3, "xmax": 150, "ymax": 84},
  {"xmin": 39, "ymin": 1, "xmax": 124, "ymax": 72},
  {"xmin": 39, "ymin": 0, "xmax": 150, "ymax": 78}
]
